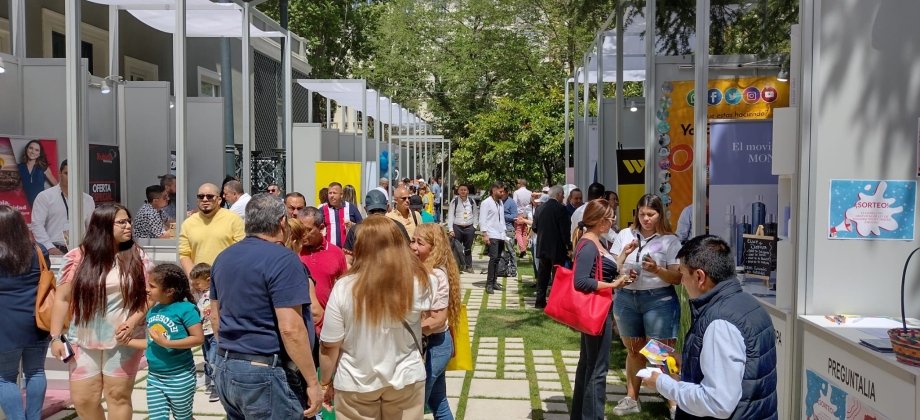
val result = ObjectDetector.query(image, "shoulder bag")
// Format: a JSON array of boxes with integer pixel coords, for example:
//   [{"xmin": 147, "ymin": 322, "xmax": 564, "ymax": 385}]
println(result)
[
  {"xmin": 544, "ymin": 240, "xmax": 612, "ymax": 336},
  {"xmin": 402, "ymin": 320, "xmax": 426, "ymax": 362},
  {"xmin": 35, "ymin": 245, "xmax": 69, "ymax": 332}
]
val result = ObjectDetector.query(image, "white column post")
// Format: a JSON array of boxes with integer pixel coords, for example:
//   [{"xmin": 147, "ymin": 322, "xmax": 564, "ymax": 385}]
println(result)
[
  {"xmin": 644, "ymin": 0, "xmax": 658, "ymax": 193},
  {"xmin": 11, "ymin": 0, "xmax": 26, "ymax": 58},
  {"xmin": 596, "ymin": 33, "xmax": 604, "ymax": 185},
  {"xmin": 174, "ymin": 0, "xmax": 188, "ymax": 233},
  {"xmin": 241, "ymin": 3, "xmax": 252, "ymax": 191},
  {"xmin": 284, "ymin": 30, "xmax": 293, "ymax": 191},
  {"xmin": 614, "ymin": 2, "xmax": 624, "ymax": 190},
  {"xmin": 65, "ymin": 0, "xmax": 85, "ymax": 247},
  {"xmin": 361, "ymin": 81, "xmax": 367, "ymax": 197},
  {"xmin": 564, "ymin": 79, "xmax": 570, "ymax": 172},
  {"xmin": 692, "ymin": 0, "xmax": 710, "ymax": 237}
]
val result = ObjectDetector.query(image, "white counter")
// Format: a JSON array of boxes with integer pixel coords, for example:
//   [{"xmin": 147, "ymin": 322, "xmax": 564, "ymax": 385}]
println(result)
[
  {"xmin": 743, "ymin": 281, "xmax": 792, "ymax": 419},
  {"xmin": 800, "ymin": 315, "xmax": 920, "ymax": 419}
]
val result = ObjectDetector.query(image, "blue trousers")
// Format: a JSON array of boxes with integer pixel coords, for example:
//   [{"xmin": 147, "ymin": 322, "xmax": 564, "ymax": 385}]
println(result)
[
  {"xmin": 147, "ymin": 367, "xmax": 196, "ymax": 420},
  {"xmin": 424, "ymin": 331, "xmax": 455, "ymax": 420},
  {"xmin": 214, "ymin": 354, "xmax": 314, "ymax": 420},
  {"xmin": 0, "ymin": 340, "xmax": 48, "ymax": 420}
]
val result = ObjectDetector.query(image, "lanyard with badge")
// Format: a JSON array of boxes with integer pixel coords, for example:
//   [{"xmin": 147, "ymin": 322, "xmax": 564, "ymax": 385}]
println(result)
[
  {"xmin": 461, "ymin": 198, "xmax": 471, "ymax": 219},
  {"xmin": 634, "ymin": 231, "xmax": 659, "ymax": 264}
]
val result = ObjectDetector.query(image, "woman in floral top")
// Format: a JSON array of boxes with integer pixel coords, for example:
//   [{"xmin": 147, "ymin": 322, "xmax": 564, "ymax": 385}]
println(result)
[{"xmin": 49, "ymin": 203, "xmax": 153, "ymax": 420}]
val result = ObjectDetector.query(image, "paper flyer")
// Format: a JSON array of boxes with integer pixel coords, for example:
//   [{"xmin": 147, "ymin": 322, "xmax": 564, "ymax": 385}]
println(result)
[
  {"xmin": 828, "ymin": 180, "xmax": 916, "ymax": 241},
  {"xmin": 640, "ymin": 339, "xmax": 674, "ymax": 365}
]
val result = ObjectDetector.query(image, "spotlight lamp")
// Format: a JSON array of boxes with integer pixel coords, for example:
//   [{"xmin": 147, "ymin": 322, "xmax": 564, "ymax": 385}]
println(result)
[
  {"xmin": 0, "ymin": 56, "xmax": 6, "ymax": 74},
  {"xmin": 629, "ymin": 101, "xmax": 638, "ymax": 112}
]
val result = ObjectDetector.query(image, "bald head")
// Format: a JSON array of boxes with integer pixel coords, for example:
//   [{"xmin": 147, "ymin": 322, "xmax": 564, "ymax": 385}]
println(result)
[
  {"xmin": 197, "ymin": 183, "xmax": 222, "ymax": 216},
  {"xmin": 393, "ymin": 186, "xmax": 411, "ymax": 213}
]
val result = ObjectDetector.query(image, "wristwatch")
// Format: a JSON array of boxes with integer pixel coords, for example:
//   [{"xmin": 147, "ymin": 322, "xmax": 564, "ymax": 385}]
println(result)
[
  {"xmin": 50, "ymin": 335, "xmax": 62, "ymax": 343},
  {"xmin": 321, "ymin": 382, "xmax": 332, "ymax": 391}
]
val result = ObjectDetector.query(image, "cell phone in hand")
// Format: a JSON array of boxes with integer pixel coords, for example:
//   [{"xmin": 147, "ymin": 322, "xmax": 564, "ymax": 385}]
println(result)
[{"xmin": 60, "ymin": 336, "xmax": 75, "ymax": 363}]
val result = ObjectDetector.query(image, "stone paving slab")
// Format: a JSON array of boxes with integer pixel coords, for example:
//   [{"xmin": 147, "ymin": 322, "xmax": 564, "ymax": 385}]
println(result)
[
  {"xmin": 505, "ymin": 349, "xmax": 525, "ymax": 356},
  {"xmin": 542, "ymin": 401, "xmax": 569, "ymax": 413},
  {"xmin": 538, "ymin": 381, "xmax": 563, "ymax": 390},
  {"xmin": 464, "ymin": 399, "xmax": 533, "ymax": 420},
  {"xmin": 505, "ymin": 364, "xmax": 526, "ymax": 371},
  {"xmin": 505, "ymin": 356, "xmax": 525, "ymax": 364},
  {"xmin": 477, "ymin": 363, "xmax": 497, "ymax": 371},
  {"xmin": 468, "ymin": 379, "xmax": 530, "ymax": 399},
  {"xmin": 531, "ymin": 349, "xmax": 554, "ymax": 356},
  {"xmin": 534, "ymin": 364, "xmax": 558, "ymax": 372},
  {"xmin": 504, "ymin": 372, "xmax": 527, "ymax": 379},
  {"xmin": 539, "ymin": 391, "xmax": 566, "ymax": 402},
  {"xmin": 532, "ymin": 356, "xmax": 555, "ymax": 365}
]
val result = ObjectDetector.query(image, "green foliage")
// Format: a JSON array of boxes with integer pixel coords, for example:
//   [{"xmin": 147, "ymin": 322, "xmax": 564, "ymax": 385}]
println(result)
[
  {"xmin": 635, "ymin": 0, "xmax": 798, "ymax": 56},
  {"xmin": 451, "ymin": 87, "xmax": 569, "ymax": 189}
]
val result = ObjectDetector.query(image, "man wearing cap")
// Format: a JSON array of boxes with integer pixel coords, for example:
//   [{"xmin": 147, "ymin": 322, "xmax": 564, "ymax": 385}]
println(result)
[
  {"xmin": 410, "ymin": 195, "xmax": 436, "ymax": 223},
  {"xmin": 343, "ymin": 190, "xmax": 410, "ymax": 267}
]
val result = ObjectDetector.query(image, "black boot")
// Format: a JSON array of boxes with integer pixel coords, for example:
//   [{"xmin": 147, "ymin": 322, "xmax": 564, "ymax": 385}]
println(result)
[
  {"xmin": 493, "ymin": 281, "xmax": 504, "ymax": 291},
  {"xmin": 486, "ymin": 281, "xmax": 495, "ymax": 294}
]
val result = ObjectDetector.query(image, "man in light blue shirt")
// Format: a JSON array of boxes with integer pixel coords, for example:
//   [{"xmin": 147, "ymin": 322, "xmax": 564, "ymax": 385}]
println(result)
[
  {"xmin": 642, "ymin": 235, "xmax": 777, "ymax": 420},
  {"xmin": 675, "ymin": 185, "xmax": 708, "ymax": 243}
]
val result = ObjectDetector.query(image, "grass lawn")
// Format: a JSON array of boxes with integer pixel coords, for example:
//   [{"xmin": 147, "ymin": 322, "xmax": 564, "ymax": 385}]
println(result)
[{"xmin": 474, "ymin": 309, "xmax": 671, "ymax": 420}]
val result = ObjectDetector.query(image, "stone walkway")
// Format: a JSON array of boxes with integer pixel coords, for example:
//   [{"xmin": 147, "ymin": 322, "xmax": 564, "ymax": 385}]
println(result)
[{"xmin": 46, "ymin": 245, "xmax": 665, "ymax": 420}]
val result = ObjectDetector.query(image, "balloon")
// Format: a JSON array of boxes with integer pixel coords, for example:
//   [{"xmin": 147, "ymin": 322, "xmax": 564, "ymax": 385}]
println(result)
[{"xmin": 379, "ymin": 151, "xmax": 389, "ymax": 172}]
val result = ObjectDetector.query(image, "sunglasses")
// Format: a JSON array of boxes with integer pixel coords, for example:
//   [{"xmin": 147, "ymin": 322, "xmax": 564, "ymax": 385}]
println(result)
[
  {"xmin": 197, "ymin": 194, "xmax": 217, "ymax": 200},
  {"xmin": 268, "ymin": 188, "xmax": 278, "ymax": 193},
  {"xmin": 396, "ymin": 196, "xmax": 411, "ymax": 201}
]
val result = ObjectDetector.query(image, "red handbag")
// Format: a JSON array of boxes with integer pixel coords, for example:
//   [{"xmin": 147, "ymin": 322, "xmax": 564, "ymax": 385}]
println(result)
[{"xmin": 544, "ymin": 241, "xmax": 613, "ymax": 336}]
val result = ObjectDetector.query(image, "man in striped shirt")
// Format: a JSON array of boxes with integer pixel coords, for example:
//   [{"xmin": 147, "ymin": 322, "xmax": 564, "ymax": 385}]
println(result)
[{"xmin": 318, "ymin": 182, "xmax": 363, "ymax": 247}]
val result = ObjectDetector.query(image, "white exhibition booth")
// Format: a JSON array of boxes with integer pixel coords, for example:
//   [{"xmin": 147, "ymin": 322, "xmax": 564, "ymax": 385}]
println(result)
[{"xmin": 569, "ymin": 0, "xmax": 920, "ymax": 418}]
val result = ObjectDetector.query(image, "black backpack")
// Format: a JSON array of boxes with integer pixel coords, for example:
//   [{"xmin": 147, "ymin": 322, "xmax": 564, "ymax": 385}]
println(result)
[
  {"xmin": 450, "ymin": 237, "xmax": 466, "ymax": 270},
  {"xmin": 496, "ymin": 243, "xmax": 517, "ymax": 278}
]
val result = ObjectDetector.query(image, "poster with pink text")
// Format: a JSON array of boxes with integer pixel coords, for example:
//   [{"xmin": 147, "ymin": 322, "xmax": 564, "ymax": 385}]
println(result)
[{"xmin": 0, "ymin": 137, "xmax": 61, "ymax": 223}]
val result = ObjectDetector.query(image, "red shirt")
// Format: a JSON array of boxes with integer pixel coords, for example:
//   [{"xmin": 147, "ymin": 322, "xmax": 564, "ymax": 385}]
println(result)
[{"xmin": 298, "ymin": 240, "xmax": 347, "ymax": 334}]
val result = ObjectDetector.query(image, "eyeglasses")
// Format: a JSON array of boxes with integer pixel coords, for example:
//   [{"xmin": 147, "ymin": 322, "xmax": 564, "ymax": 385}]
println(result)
[
  {"xmin": 197, "ymin": 194, "xmax": 217, "ymax": 200},
  {"xmin": 114, "ymin": 218, "xmax": 132, "ymax": 227}
]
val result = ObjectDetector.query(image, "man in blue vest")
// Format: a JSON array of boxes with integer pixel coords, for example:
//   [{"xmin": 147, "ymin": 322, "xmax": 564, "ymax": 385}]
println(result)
[{"xmin": 642, "ymin": 235, "xmax": 777, "ymax": 420}]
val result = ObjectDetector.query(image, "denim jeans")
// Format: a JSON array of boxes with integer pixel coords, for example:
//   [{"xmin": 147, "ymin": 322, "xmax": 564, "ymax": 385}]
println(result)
[
  {"xmin": 213, "ymin": 354, "xmax": 315, "ymax": 420},
  {"xmin": 571, "ymin": 308, "xmax": 613, "ymax": 420},
  {"xmin": 202, "ymin": 335, "xmax": 217, "ymax": 381},
  {"xmin": 0, "ymin": 340, "xmax": 49, "ymax": 420},
  {"xmin": 424, "ymin": 331, "xmax": 455, "ymax": 420}
]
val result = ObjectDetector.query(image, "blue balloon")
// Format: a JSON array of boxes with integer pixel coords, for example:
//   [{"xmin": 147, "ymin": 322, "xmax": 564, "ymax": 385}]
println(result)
[{"xmin": 379, "ymin": 151, "xmax": 389, "ymax": 172}]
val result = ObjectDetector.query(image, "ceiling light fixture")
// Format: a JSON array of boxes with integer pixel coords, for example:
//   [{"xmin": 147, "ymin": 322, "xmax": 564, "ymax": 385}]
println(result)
[
  {"xmin": 100, "ymin": 80, "xmax": 111, "ymax": 94},
  {"xmin": 629, "ymin": 101, "xmax": 638, "ymax": 112},
  {"xmin": 170, "ymin": 101, "xmax": 175, "ymax": 109}
]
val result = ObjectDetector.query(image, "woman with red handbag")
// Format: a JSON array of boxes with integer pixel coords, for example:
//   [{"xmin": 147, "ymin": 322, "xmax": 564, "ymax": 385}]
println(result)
[{"xmin": 570, "ymin": 200, "xmax": 637, "ymax": 420}]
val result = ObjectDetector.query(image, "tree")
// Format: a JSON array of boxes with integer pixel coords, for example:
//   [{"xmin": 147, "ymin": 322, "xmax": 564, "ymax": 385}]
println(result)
[
  {"xmin": 258, "ymin": 0, "xmax": 383, "ymax": 122},
  {"xmin": 451, "ymin": 87, "xmax": 570, "ymax": 188}
]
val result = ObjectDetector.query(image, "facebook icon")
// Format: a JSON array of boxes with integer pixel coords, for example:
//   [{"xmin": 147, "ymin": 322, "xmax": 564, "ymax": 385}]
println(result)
[{"xmin": 707, "ymin": 88, "xmax": 723, "ymax": 105}]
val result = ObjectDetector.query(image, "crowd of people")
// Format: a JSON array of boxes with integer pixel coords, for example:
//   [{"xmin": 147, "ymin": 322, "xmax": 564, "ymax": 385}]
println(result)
[{"xmin": 0, "ymin": 172, "xmax": 776, "ymax": 420}]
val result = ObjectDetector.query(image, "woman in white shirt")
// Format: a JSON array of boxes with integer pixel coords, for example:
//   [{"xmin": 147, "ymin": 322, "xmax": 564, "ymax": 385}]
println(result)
[
  {"xmin": 319, "ymin": 217, "xmax": 437, "ymax": 419},
  {"xmin": 412, "ymin": 223, "xmax": 462, "ymax": 420},
  {"xmin": 609, "ymin": 194, "xmax": 683, "ymax": 417}
]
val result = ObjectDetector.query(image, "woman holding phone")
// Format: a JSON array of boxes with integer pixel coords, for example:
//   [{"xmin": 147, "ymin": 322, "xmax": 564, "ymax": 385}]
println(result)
[{"xmin": 609, "ymin": 194, "xmax": 683, "ymax": 418}]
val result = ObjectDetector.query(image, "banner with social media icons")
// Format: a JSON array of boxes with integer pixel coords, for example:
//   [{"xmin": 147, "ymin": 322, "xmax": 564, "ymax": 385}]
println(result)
[{"xmin": 654, "ymin": 77, "xmax": 789, "ymax": 229}]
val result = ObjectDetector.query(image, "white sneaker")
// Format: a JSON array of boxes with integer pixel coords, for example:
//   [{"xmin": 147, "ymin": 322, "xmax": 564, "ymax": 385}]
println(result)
[{"xmin": 612, "ymin": 397, "xmax": 641, "ymax": 416}]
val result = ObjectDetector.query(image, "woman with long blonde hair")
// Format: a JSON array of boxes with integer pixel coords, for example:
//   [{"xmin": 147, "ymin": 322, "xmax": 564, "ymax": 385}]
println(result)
[
  {"xmin": 319, "ymin": 217, "xmax": 436, "ymax": 419},
  {"xmin": 412, "ymin": 223, "xmax": 461, "ymax": 420}
]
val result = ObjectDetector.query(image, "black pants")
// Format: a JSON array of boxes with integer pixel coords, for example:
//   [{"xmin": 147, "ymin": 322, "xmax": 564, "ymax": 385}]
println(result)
[
  {"xmin": 571, "ymin": 307, "xmax": 613, "ymax": 420},
  {"xmin": 536, "ymin": 257, "xmax": 559, "ymax": 306},
  {"xmin": 454, "ymin": 224, "xmax": 475, "ymax": 269},
  {"xmin": 487, "ymin": 239, "xmax": 505, "ymax": 285}
]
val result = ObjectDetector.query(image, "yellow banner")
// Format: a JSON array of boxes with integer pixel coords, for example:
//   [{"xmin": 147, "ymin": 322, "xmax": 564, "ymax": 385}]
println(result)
[
  {"xmin": 315, "ymin": 162, "xmax": 363, "ymax": 205},
  {"xmin": 658, "ymin": 77, "xmax": 789, "ymax": 227}
]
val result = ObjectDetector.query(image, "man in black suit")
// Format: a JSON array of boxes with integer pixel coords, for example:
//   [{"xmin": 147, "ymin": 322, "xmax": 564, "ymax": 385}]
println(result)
[{"xmin": 532, "ymin": 185, "xmax": 572, "ymax": 308}]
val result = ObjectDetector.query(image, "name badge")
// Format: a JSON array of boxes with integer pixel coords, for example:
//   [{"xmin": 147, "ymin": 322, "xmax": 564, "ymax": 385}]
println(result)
[{"xmin": 462, "ymin": 211, "xmax": 469, "ymax": 218}]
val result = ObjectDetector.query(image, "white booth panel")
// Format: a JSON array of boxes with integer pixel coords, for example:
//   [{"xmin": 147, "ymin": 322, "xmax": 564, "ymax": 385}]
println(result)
[
  {"xmin": 187, "ymin": 98, "xmax": 225, "ymax": 205},
  {"xmin": 807, "ymin": 0, "xmax": 920, "ymax": 316},
  {"xmin": 338, "ymin": 133, "xmax": 356, "ymax": 161},
  {"xmin": 321, "ymin": 128, "xmax": 339, "ymax": 161},
  {"xmin": 87, "ymin": 78, "xmax": 116, "ymax": 146},
  {"xmin": 22, "ymin": 59, "xmax": 70, "ymax": 156},
  {"xmin": 123, "ymin": 82, "xmax": 171, "ymax": 214},
  {"xmin": 0, "ymin": 54, "xmax": 23, "ymax": 135},
  {"xmin": 291, "ymin": 123, "xmax": 323, "ymax": 206}
]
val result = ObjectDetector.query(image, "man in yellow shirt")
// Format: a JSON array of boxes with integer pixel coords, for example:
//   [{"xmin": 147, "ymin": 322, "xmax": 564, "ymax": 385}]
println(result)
[{"xmin": 179, "ymin": 183, "xmax": 245, "ymax": 275}]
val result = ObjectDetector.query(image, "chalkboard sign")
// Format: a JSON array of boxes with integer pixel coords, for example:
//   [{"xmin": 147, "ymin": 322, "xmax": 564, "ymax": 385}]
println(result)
[{"xmin": 742, "ymin": 226, "xmax": 776, "ymax": 283}]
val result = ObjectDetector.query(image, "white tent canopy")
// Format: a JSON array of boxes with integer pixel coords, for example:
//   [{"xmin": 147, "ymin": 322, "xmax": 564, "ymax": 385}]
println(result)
[
  {"xmin": 87, "ymin": 0, "xmax": 283, "ymax": 37},
  {"xmin": 298, "ymin": 80, "xmax": 423, "ymax": 127},
  {"xmin": 568, "ymin": 9, "xmax": 697, "ymax": 83}
]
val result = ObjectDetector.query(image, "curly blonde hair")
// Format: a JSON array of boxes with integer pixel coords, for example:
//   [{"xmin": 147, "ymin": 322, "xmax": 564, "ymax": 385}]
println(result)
[{"xmin": 414, "ymin": 223, "xmax": 462, "ymax": 333}]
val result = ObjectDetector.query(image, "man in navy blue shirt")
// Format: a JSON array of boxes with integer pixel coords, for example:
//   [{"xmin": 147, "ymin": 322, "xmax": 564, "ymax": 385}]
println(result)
[{"xmin": 210, "ymin": 193, "xmax": 322, "ymax": 419}]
